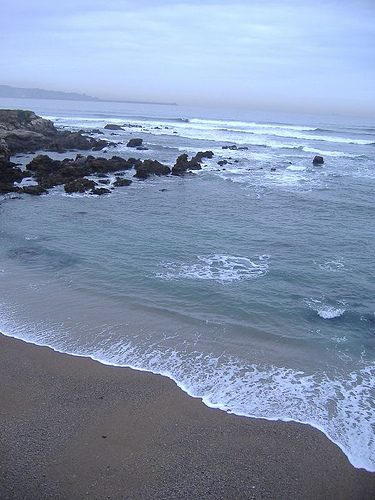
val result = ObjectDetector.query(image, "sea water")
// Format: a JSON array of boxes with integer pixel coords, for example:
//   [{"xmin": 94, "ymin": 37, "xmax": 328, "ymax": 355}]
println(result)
[{"xmin": 0, "ymin": 97, "xmax": 374, "ymax": 471}]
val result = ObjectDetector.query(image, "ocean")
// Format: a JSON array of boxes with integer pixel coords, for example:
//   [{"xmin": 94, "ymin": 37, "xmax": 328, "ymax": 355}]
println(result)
[{"xmin": 0, "ymin": 97, "xmax": 374, "ymax": 471}]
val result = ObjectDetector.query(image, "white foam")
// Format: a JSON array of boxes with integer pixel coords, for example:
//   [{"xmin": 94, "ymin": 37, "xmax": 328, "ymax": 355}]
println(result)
[
  {"xmin": 318, "ymin": 306, "xmax": 346, "ymax": 319},
  {"xmin": 156, "ymin": 254, "xmax": 270, "ymax": 283},
  {"xmin": 286, "ymin": 165, "xmax": 306, "ymax": 171},
  {"xmin": 318, "ymin": 259, "xmax": 346, "ymax": 272},
  {"xmin": 305, "ymin": 297, "xmax": 346, "ymax": 320},
  {"xmin": 302, "ymin": 147, "xmax": 361, "ymax": 158}
]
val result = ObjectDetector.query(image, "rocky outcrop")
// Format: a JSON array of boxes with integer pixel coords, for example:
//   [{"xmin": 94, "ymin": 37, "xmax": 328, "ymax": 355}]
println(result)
[
  {"xmin": 313, "ymin": 155, "xmax": 324, "ymax": 165},
  {"xmin": 172, "ymin": 151, "xmax": 214, "ymax": 176},
  {"xmin": 134, "ymin": 160, "xmax": 171, "ymax": 179},
  {"xmin": 25, "ymin": 154, "xmax": 137, "ymax": 191},
  {"xmin": 0, "ymin": 109, "xmax": 111, "ymax": 154}
]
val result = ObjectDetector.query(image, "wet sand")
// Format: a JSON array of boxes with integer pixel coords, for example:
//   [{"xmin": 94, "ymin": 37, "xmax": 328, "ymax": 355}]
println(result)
[{"xmin": 1, "ymin": 333, "xmax": 374, "ymax": 499}]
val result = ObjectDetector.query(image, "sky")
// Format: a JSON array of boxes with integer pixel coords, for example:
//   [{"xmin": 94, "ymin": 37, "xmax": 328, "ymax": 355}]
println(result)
[{"xmin": 1, "ymin": 0, "xmax": 375, "ymax": 115}]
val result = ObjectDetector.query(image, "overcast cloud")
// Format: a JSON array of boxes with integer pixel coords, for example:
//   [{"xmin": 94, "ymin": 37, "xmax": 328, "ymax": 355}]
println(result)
[{"xmin": 1, "ymin": 0, "xmax": 374, "ymax": 115}]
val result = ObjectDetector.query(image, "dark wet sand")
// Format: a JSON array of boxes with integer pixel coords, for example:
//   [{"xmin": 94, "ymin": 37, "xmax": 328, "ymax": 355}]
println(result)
[{"xmin": 1, "ymin": 333, "xmax": 374, "ymax": 500}]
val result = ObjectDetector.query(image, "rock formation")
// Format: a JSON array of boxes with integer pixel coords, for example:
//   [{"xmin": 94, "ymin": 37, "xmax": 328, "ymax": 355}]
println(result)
[
  {"xmin": 172, "ymin": 151, "xmax": 214, "ymax": 176},
  {"xmin": 0, "ymin": 109, "xmax": 110, "ymax": 154}
]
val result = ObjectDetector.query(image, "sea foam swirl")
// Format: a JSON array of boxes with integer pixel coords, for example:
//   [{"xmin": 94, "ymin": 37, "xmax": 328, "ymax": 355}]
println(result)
[{"xmin": 156, "ymin": 254, "xmax": 270, "ymax": 283}]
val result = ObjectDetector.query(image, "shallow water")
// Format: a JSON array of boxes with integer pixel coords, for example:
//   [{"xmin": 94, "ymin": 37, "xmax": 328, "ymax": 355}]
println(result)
[{"xmin": 1, "ymin": 98, "xmax": 375, "ymax": 470}]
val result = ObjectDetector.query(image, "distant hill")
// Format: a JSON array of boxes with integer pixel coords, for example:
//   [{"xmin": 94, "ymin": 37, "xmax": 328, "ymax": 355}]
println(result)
[
  {"xmin": 0, "ymin": 84, "xmax": 177, "ymax": 106},
  {"xmin": 0, "ymin": 85, "xmax": 100, "ymax": 102}
]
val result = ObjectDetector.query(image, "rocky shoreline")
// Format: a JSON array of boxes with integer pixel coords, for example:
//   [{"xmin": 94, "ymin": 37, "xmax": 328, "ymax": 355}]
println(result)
[
  {"xmin": 0, "ymin": 108, "xmax": 324, "ymax": 197},
  {"xmin": 0, "ymin": 109, "xmax": 214, "ymax": 196}
]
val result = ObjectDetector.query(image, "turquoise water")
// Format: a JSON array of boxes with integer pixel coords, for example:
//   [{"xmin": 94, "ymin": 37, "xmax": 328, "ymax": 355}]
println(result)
[{"xmin": 1, "ymin": 98, "xmax": 374, "ymax": 470}]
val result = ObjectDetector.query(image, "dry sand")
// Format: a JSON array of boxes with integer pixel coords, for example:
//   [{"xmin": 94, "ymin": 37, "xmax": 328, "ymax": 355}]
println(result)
[{"xmin": 1, "ymin": 333, "xmax": 374, "ymax": 500}]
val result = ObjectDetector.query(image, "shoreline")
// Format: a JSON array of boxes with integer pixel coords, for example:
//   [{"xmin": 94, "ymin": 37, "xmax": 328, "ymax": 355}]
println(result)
[{"xmin": 1, "ymin": 333, "xmax": 374, "ymax": 499}]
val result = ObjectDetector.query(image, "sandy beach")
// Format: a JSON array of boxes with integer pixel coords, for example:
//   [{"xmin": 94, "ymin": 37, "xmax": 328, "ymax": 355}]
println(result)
[{"xmin": 0, "ymin": 333, "xmax": 374, "ymax": 500}]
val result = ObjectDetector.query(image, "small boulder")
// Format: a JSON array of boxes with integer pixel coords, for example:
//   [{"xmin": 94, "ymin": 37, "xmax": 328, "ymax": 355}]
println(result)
[
  {"xmin": 218, "ymin": 160, "xmax": 228, "ymax": 166},
  {"xmin": 127, "ymin": 138, "xmax": 143, "ymax": 148},
  {"xmin": 91, "ymin": 187, "xmax": 111, "ymax": 195},
  {"xmin": 113, "ymin": 177, "xmax": 132, "ymax": 187},
  {"xmin": 313, "ymin": 155, "xmax": 324, "ymax": 165},
  {"xmin": 104, "ymin": 124, "xmax": 123, "ymax": 130}
]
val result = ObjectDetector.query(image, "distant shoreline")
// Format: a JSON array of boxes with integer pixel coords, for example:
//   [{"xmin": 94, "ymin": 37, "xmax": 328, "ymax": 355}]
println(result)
[{"xmin": 0, "ymin": 84, "xmax": 178, "ymax": 106}]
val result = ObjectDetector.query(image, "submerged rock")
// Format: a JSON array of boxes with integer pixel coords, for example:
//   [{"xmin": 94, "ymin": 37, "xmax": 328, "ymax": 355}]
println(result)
[{"xmin": 8, "ymin": 246, "xmax": 78, "ymax": 269}]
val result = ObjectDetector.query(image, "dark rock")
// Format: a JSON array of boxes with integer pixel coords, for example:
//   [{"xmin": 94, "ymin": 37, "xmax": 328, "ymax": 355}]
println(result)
[
  {"xmin": 222, "ymin": 145, "xmax": 238, "ymax": 150},
  {"xmin": 313, "ymin": 155, "xmax": 324, "ymax": 165},
  {"xmin": 127, "ymin": 157, "xmax": 143, "ymax": 169},
  {"xmin": 271, "ymin": 167, "xmax": 277, "ymax": 172},
  {"xmin": 0, "ymin": 138, "xmax": 10, "ymax": 163},
  {"xmin": 136, "ymin": 146, "xmax": 148, "ymax": 151},
  {"xmin": 0, "ymin": 162, "xmax": 25, "ymax": 184},
  {"xmin": 127, "ymin": 138, "xmax": 143, "ymax": 148},
  {"xmin": 191, "ymin": 151, "xmax": 214, "ymax": 162},
  {"xmin": 134, "ymin": 160, "xmax": 170, "ymax": 179},
  {"xmin": 64, "ymin": 178, "xmax": 96, "ymax": 194},
  {"xmin": 22, "ymin": 184, "xmax": 47, "ymax": 195},
  {"xmin": 91, "ymin": 187, "xmax": 111, "ymax": 195},
  {"xmin": 172, "ymin": 153, "xmax": 208, "ymax": 176},
  {"xmin": 104, "ymin": 124, "xmax": 123, "ymax": 130},
  {"xmin": 218, "ymin": 160, "xmax": 228, "ymax": 166},
  {"xmin": 113, "ymin": 177, "xmax": 132, "ymax": 187},
  {"xmin": 0, "ymin": 183, "xmax": 21, "ymax": 194},
  {"xmin": 92, "ymin": 140, "xmax": 109, "ymax": 151}
]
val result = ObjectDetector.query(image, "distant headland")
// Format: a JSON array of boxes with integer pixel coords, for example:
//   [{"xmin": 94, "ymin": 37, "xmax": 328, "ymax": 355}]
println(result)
[{"xmin": 0, "ymin": 84, "xmax": 178, "ymax": 106}]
